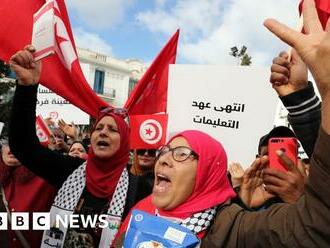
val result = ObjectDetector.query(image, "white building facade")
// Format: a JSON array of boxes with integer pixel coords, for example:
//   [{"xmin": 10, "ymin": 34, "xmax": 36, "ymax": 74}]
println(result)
[{"xmin": 77, "ymin": 48, "xmax": 146, "ymax": 108}]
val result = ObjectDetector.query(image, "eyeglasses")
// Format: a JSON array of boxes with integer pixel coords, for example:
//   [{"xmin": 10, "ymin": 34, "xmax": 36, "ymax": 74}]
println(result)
[
  {"xmin": 98, "ymin": 107, "xmax": 129, "ymax": 123},
  {"xmin": 156, "ymin": 145, "xmax": 199, "ymax": 162},
  {"xmin": 137, "ymin": 149, "xmax": 157, "ymax": 157},
  {"xmin": 99, "ymin": 107, "xmax": 128, "ymax": 119}
]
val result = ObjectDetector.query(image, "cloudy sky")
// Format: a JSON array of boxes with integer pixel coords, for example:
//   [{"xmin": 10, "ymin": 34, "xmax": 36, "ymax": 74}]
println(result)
[{"xmin": 66, "ymin": 0, "xmax": 300, "ymax": 66}]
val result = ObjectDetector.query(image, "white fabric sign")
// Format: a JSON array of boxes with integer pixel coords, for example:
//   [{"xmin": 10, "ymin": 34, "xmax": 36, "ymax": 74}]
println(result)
[
  {"xmin": 167, "ymin": 65, "xmax": 278, "ymax": 167},
  {"xmin": 0, "ymin": 122, "xmax": 4, "ymax": 136},
  {"xmin": 36, "ymin": 85, "xmax": 89, "ymax": 125},
  {"xmin": 32, "ymin": 1, "xmax": 56, "ymax": 61}
]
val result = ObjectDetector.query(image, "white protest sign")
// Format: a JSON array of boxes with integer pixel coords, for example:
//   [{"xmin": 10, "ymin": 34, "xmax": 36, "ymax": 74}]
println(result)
[
  {"xmin": 32, "ymin": 1, "xmax": 56, "ymax": 61},
  {"xmin": 167, "ymin": 65, "xmax": 278, "ymax": 168},
  {"xmin": 36, "ymin": 85, "xmax": 89, "ymax": 125},
  {"xmin": 0, "ymin": 122, "xmax": 4, "ymax": 136}
]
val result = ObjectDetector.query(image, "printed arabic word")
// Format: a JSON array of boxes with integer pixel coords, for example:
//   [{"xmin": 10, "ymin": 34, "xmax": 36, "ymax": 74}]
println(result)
[
  {"xmin": 38, "ymin": 88, "xmax": 53, "ymax": 94},
  {"xmin": 193, "ymin": 115, "xmax": 239, "ymax": 129},
  {"xmin": 37, "ymin": 98, "xmax": 70, "ymax": 106},
  {"xmin": 192, "ymin": 101, "xmax": 245, "ymax": 113}
]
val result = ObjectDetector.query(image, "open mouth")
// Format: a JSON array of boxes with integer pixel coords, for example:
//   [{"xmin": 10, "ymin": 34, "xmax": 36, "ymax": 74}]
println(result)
[
  {"xmin": 7, "ymin": 154, "xmax": 16, "ymax": 159},
  {"xmin": 96, "ymin": 140, "xmax": 109, "ymax": 148},
  {"xmin": 154, "ymin": 173, "xmax": 171, "ymax": 193}
]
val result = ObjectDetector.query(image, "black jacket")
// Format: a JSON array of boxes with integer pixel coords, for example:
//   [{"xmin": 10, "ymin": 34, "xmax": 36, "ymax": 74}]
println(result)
[
  {"xmin": 8, "ymin": 84, "xmax": 153, "ymax": 220},
  {"xmin": 280, "ymin": 82, "xmax": 321, "ymax": 157}
]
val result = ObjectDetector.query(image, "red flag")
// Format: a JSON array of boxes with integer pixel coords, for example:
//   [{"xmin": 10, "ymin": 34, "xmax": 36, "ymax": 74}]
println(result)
[
  {"xmin": 0, "ymin": 0, "xmax": 108, "ymax": 118},
  {"xmin": 130, "ymin": 114, "xmax": 168, "ymax": 149},
  {"xmin": 299, "ymin": 0, "xmax": 330, "ymax": 29},
  {"xmin": 36, "ymin": 115, "xmax": 52, "ymax": 146},
  {"xmin": 125, "ymin": 30, "xmax": 179, "ymax": 115}
]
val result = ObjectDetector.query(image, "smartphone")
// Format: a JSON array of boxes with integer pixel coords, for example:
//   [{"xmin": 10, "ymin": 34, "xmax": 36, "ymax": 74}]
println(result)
[{"xmin": 268, "ymin": 137, "xmax": 298, "ymax": 172}]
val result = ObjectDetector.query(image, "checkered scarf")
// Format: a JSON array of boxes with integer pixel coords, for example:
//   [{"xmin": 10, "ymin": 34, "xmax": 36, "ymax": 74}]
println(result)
[
  {"xmin": 156, "ymin": 206, "xmax": 217, "ymax": 235},
  {"xmin": 41, "ymin": 162, "xmax": 129, "ymax": 248},
  {"xmin": 180, "ymin": 207, "xmax": 217, "ymax": 234}
]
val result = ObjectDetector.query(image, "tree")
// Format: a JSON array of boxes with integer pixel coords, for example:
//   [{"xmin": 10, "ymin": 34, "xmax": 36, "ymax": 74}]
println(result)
[
  {"xmin": 0, "ymin": 60, "xmax": 11, "ymax": 78},
  {"xmin": 0, "ymin": 60, "xmax": 15, "ymax": 137},
  {"xmin": 230, "ymin": 45, "xmax": 252, "ymax": 66}
]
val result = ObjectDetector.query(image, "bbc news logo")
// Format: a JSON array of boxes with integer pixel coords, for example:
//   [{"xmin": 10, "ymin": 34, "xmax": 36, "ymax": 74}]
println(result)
[{"xmin": 0, "ymin": 213, "xmax": 109, "ymax": 230}]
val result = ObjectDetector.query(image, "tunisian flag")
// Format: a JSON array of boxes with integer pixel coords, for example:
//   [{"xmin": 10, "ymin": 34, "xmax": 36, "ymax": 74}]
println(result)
[
  {"xmin": 36, "ymin": 115, "xmax": 52, "ymax": 147},
  {"xmin": 299, "ymin": 0, "xmax": 330, "ymax": 29},
  {"xmin": 0, "ymin": 0, "xmax": 108, "ymax": 117},
  {"xmin": 130, "ymin": 114, "xmax": 168, "ymax": 149},
  {"xmin": 125, "ymin": 30, "xmax": 179, "ymax": 115}
]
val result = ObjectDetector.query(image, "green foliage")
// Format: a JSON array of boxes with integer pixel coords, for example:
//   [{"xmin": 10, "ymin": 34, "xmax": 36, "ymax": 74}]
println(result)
[
  {"xmin": 0, "ymin": 60, "xmax": 15, "ymax": 137},
  {"xmin": 0, "ymin": 83, "xmax": 15, "ymax": 136},
  {"xmin": 241, "ymin": 53, "xmax": 252, "ymax": 66},
  {"xmin": 229, "ymin": 45, "xmax": 252, "ymax": 66},
  {"xmin": 0, "ymin": 81, "xmax": 15, "ymax": 95},
  {"xmin": 0, "ymin": 98, "xmax": 13, "ymax": 137},
  {"xmin": 0, "ymin": 60, "xmax": 11, "ymax": 77}
]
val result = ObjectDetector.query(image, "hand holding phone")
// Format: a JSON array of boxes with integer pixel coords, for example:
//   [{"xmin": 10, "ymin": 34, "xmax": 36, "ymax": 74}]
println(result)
[{"xmin": 268, "ymin": 137, "xmax": 298, "ymax": 172}]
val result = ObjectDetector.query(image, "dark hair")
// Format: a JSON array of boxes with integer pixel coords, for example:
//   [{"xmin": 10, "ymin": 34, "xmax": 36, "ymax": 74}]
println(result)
[
  {"xmin": 258, "ymin": 126, "xmax": 296, "ymax": 155},
  {"xmin": 68, "ymin": 141, "xmax": 88, "ymax": 153}
]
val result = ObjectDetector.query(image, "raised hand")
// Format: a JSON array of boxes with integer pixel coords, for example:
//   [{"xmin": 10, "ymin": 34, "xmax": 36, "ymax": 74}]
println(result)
[
  {"xmin": 9, "ymin": 45, "xmax": 41, "ymax": 85},
  {"xmin": 239, "ymin": 156, "xmax": 274, "ymax": 208},
  {"xmin": 270, "ymin": 49, "xmax": 308, "ymax": 96},
  {"xmin": 264, "ymin": 0, "xmax": 330, "ymax": 98},
  {"xmin": 263, "ymin": 151, "xmax": 305, "ymax": 204},
  {"xmin": 264, "ymin": 0, "xmax": 330, "ymax": 133},
  {"xmin": 228, "ymin": 162, "xmax": 245, "ymax": 188},
  {"xmin": 58, "ymin": 119, "xmax": 78, "ymax": 139}
]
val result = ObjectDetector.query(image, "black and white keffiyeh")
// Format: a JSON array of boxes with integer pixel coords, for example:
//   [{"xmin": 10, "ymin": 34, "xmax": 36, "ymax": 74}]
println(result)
[
  {"xmin": 180, "ymin": 207, "xmax": 217, "ymax": 234},
  {"xmin": 156, "ymin": 206, "xmax": 217, "ymax": 235},
  {"xmin": 42, "ymin": 162, "xmax": 129, "ymax": 248},
  {"xmin": 53, "ymin": 162, "xmax": 129, "ymax": 215}
]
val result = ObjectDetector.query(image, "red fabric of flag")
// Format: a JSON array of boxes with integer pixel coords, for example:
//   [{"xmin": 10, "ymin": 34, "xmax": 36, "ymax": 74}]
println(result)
[
  {"xmin": 299, "ymin": 0, "xmax": 330, "ymax": 29},
  {"xmin": 0, "ymin": 0, "xmax": 108, "ymax": 118},
  {"xmin": 124, "ymin": 30, "xmax": 179, "ymax": 115},
  {"xmin": 36, "ymin": 115, "xmax": 52, "ymax": 146},
  {"xmin": 130, "ymin": 114, "xmax": 168, "ymax": 149}
]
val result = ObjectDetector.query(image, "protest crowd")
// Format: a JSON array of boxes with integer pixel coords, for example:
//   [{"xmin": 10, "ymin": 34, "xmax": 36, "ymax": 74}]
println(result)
[{"xmin": 1, "ymin": 0, "xmax": 330, "ymax": 247}]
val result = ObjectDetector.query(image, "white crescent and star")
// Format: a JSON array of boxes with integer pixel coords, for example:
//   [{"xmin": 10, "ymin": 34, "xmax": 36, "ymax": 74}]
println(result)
[
  {"xmin": 139, "ymin": 119, "xmax": 163, "ymax": 144},
  {"xmin": 53, "ymin": 0, "xmax": 77, "ymax": 71}
]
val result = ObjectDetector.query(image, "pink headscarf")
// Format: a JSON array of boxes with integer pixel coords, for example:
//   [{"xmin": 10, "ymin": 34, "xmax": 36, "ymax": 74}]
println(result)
[{"xmin": 158, "ymin": 130, "xmax": 236, "ymax": 219}]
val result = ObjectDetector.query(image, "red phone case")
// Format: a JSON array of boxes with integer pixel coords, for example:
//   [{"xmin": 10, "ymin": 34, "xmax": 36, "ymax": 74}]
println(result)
[{"xmin": 268, "ymin": 137, "xmax": 298, "ymax": 172}]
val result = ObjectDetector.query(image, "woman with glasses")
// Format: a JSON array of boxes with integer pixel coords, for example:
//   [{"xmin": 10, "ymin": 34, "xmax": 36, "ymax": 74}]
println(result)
[
  {"xmin": 117, "ymin": 2, "xmax": 330, "ymax": 246},
  {"xmin": 133, "ymin": 149, "xmax": 157, "ymax": 176},
  {"xmin": 8, "ymin": 46, "xmax": 142, "ymax": 248},
  {"xmin": 114, "ymin": 130, "xmax": 236, "ymax": 244},
  {"xmin": 115, "ymin": 126, "xmax": 330, "ymax": 248}
]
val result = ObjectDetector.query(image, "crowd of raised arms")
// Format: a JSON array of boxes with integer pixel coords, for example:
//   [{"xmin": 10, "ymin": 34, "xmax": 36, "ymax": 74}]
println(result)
[{"xmin": 0, "ymin": 0, "xmax": 330, "ymax": 247}]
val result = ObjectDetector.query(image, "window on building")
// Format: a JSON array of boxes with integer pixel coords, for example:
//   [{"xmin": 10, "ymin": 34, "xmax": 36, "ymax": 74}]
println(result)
[
  {"xmin": 94, "ymin": 69, "xmax": 105, "ymax": 94},
  {"xmin": 128, "ymin": 78, "xmax": 138, "ymax": 97},
  {"xmin": 103, "ymin": 88, "xmax": 116, "ymax": 98}
]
